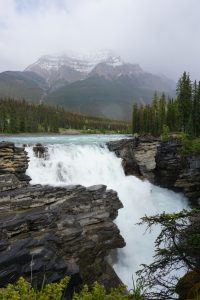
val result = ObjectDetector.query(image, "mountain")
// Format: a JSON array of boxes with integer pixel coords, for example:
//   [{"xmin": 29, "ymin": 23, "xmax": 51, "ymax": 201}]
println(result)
[
  {"xmin": 0, "ymin": 50, "xmax": 175, "ymax": 120},
  {"xmin": 46, "ymin": 76, "xmax": 161, "ymax": 120},
  {"xmin": 0, "ymin": 71, "xmax": 47, "ymax": 103}
]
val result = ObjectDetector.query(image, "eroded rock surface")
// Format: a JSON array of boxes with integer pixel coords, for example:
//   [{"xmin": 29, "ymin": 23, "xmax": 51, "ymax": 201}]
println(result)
[
  {"xmin": 174, "ymin": 155, "xmax": 200, "ymax": 203},
  {"xmin": 155, "ymin": 141, "xmax": 200, "ymax": 205},
  {"xmin": 0, "ymin": 142, "xmax": 125, "ymax": 289},
  {"xmin": 107, "ymin": 138, "xmax": 200, "ymax": 206},
  {"xmin": 107, "ymin": 137, "xmax": 159, "ymax": 182},
  {"xmin": 0, "ymin": 142, "xmax": 30, "ymax": 183}
]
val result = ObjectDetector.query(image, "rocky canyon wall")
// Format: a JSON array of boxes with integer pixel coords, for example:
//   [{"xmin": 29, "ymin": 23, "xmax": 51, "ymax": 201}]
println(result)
[
  {"xmin": 107, "ymin": 137, "xmax": 200, "ymax": 206},
  {"xmin": 0, "ymin": 142, "xmax": 125, "ymax": 289}
]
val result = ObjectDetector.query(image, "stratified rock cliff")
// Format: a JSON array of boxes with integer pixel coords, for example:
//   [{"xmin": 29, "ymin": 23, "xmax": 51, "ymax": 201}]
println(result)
[
  {"xmin": 155, "ymin": 141, "xmax": 200, "ymax": 205},
  {"xmin": 0, "ymin": 142, "xmax": 31, "ymax": 183},
  {"xmin": 0, "ymin": 142, "xmax": 125, "ymax": 289},
  {"xmin": 107, "ymin": 137, "xmax": 159, "ymax": 181},
  {"xmin": 107, "ymin": 138, "xmax": 200, "ymax": 206}
]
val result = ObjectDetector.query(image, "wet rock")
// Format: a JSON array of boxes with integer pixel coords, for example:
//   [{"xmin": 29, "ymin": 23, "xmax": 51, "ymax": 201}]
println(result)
[
  {"xmin": 134, "ymin": 141, "xmax": 159, "ymax": 182},
  {"xmin": 107, "ymin": 138, "xmax": 141, "ymax": 177},
  {"xmin": 0, "ymin": 174, "xmax": 26, "ymax": 192},
  {"xmin": 107, "ymin": 138, "xmax": 200, "ymax": 206},
  {"xmin": 154, "ymin": 141, "xmax": 183, "ymax": 188},
  {"xmin": 33, "ymin": 143, "xmax": 48, "ymax": 158},
  {"xmin": 174, "ymin": 155, "xmax": 200, "ymax": 205},
  {"xmin": 107, "ymin": 137, "xmax": 159, "ymax": 181},
  {"xmin": 155, "ymin": 141, "xmax": 200, "ymax": 205},
  {"xmin": 0, "ymin": 141, "xmax": 30, "ymax": 183},
  {"xmin": 0, "ymin": 141, "xmax": 125, "ymax": 289}
]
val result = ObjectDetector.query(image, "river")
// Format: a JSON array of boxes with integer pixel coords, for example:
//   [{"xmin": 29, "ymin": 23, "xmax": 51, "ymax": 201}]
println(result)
[{"xmin": 1, "ymin": 134, "xmax": 188, "ymax": 289}]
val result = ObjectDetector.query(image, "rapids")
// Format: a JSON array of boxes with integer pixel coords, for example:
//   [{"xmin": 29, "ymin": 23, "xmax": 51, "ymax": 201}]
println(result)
[{"xmin": 23, "ymin": 136, "xmax": 188, "ymax": 289}]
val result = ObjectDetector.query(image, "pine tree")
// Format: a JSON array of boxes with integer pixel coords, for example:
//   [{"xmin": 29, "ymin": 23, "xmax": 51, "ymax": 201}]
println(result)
[
  {"xmin": 158, "ymin": 93, "xmax": 166, "ymax": 134},
  {"xmin": 132, "ymin": 103, "xmax": 139, "ymax": 133},
  {"xmin": 138, "ymin": 104, "xmax": 144, "ymax": 133},
  {"xmin": 176, "ymin": 72, "xmax": 192, "ymax": 132},
  {"xmin": 166, "ymin": 99, "xmax": 174, "ymax": 131},
  {"xmin": 132, "ymin": 72, "xmax": 200, "ymax": 137},
  {"xmin": 152, "ymin": 92, "xmax": 159, "ymax": 136},
  {"xmin": 197, "ymin": 82, "xmax": 200, "ymax": 136},
  {"xmin": 191, "ymin": 81, "xmax": 198, "ymax": 136},
  {"xmin": 0, "ymin": 98, "xmax": 130, "ymax": 134},
  {"xmin": 191, "ymin": 80, "xmax": 200, "ymax": 137}
]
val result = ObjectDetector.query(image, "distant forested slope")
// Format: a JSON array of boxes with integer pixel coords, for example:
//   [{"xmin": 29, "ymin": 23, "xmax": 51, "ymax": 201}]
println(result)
[
  {"xmin": 0, "ymin": 71, "xmax": 47, "ymax": 103},
  {"xmin": 0, "ymin": 52, "xmax": 175, "ymax": 121},
  {"xmin": 46, "ymin": 76, "xmax": 159, "ymax": 120},
  {"xmin": 0, "ymin": 98, "xmax": 130, "ymax": 133}
]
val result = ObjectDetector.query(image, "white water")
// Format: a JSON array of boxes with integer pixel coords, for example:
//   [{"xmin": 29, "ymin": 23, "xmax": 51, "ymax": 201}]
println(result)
[{"xmin": 25, "ymin": 140, "xmax": 188, "ymax": 289}]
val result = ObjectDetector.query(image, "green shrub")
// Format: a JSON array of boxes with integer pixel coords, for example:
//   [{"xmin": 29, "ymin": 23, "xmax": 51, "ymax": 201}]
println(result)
[
  {"xmin": 161, "ymin": 125, "xmax": 170, "ymax": 141},
  {"xmin": 179, "ymin": 133, "xmax": 200, "ymax": 155},
  {"xmin": 0, "ymin": 278, "xmax": 145, "ymax": 300},
  {"xmin": 73, "ymin": 282, "xmax": 142, "ymax": 300},
  {"xmin": 190, "ymin": 138, "xmax": 200, "ymax": 154},
  {"xmin": 0, "ymin": 277, "xmax": 69, "ymax": 300}
]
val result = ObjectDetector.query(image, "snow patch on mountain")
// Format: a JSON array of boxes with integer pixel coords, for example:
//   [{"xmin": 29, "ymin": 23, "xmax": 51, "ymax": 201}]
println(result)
[{"xmin": 26, "ymin": 50, "xmax": 124, "ymax": 74}]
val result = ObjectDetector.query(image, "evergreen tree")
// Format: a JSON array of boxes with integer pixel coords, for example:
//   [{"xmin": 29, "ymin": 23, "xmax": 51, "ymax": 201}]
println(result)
[
  {"xmin": 197, "ymin": 82, "xmax": 200, "ymax": 136},
  {"xmin": 131, "ymin": 72, "xmax": 200, "ymax": 137},
  {"xmin": 166, "ymin": 99, "xmax": 175, "ymax": 131},
  {"xmin": 152, "ymin": 92, "xmax": 159, "ymax": 136},
  {"xmin": 0, "ymin": 98, "xmax": 130, "ymax": 134},
  {"xmin": 132, "ymin": 103, "xmax": 139, "ymax": 133},
  {"xmin": 138, "ymin": 104, "xmax": 144, "ymax": 133},
  {"xmin": 176, "ymin": 72, "xmax": 192, "ymax": 132},
  {"xmin": 158, "ymin": 93, "xmax": 166, "ymax": 134},
  {"xmin": 192, "ymin": 80, "xmax": 200, "ymax": 136}
]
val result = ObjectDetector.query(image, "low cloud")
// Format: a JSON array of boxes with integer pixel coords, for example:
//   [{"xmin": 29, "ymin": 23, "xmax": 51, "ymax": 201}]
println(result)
[{"xmin": 0, "ymin": 0, "xmax": 200, "ymax": 80}]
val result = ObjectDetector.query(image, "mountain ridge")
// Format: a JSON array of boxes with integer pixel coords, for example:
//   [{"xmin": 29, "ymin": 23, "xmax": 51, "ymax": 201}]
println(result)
[{"xmin": 0, "ymin": 51, "xmax": 175, "ymax": 120}]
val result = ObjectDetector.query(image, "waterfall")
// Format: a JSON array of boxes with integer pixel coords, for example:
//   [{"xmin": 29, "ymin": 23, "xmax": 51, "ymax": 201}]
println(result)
[{"xmin": 26, "ymin": 143, "xmax": 188, "ymax": 289}]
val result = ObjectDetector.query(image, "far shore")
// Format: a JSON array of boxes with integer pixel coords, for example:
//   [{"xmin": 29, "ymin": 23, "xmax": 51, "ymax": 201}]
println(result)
[
  {"xmin": 0, "ymin": 129, "xmax": 130, "ymax": 138},
  {"xmin": 0, "ymin": 129, "xmax": 82, "ymax": 137},
  {"xmin": 0, "ymin": 130, "xmax": 83, "ymax": 137}
]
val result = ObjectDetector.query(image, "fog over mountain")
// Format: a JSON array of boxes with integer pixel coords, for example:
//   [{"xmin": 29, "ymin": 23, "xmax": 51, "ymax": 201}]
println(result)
[
  {"xmin": 0, "ymin": 0, "xmax": 200, "ymax": 80},
  {"xmin": 0, "ymin": 51, "xmax": 175, "ymax": 120},
  {"xmin": 25, "ymin": 50, "xmax": 144, "ymax": 83}
]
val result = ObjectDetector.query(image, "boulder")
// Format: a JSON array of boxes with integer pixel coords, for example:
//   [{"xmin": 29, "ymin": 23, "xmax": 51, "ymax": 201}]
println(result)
[{"xmin": 33, "ymin": 143, "xmax": 48, "ymax": 159}]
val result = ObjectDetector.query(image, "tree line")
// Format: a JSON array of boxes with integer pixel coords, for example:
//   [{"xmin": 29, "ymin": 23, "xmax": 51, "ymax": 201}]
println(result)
[
  {"xmin": 0, "ymin": 98, "xmax": 130, "ymax": 134},
  {"xmin": 132, "ymin": 72, "xmax": 200, "ymax": 137}
]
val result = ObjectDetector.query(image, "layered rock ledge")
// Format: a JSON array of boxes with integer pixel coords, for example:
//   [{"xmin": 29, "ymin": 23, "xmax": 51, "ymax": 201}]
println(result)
[
  {"xmin": 0, "ymin": 142, "xmax": 125, "ymax": 289},
  {"xmin": 107, "ymin": 137, "xmax": 200, "ymax": 206},
  {"xmin": 0, "ymin": 142, "xmax": 31, "ymax": 183}
]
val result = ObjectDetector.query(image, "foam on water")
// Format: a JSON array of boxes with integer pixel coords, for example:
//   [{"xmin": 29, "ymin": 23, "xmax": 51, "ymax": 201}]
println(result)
[{"xmin": 26, "ymin": 142, "xmax": 188, "ymax": 288}]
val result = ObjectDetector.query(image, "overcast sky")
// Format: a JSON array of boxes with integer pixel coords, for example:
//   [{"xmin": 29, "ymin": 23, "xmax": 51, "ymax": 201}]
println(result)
[{"xmin": 0, "ymin": 0, "xmax": 199, "ymax": 80}]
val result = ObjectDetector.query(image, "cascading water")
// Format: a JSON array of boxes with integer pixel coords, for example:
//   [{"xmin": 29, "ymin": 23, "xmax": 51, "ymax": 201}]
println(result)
[{"xmin": 26, "ymin": 141, "xmax": 188, "ymax": 289}]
